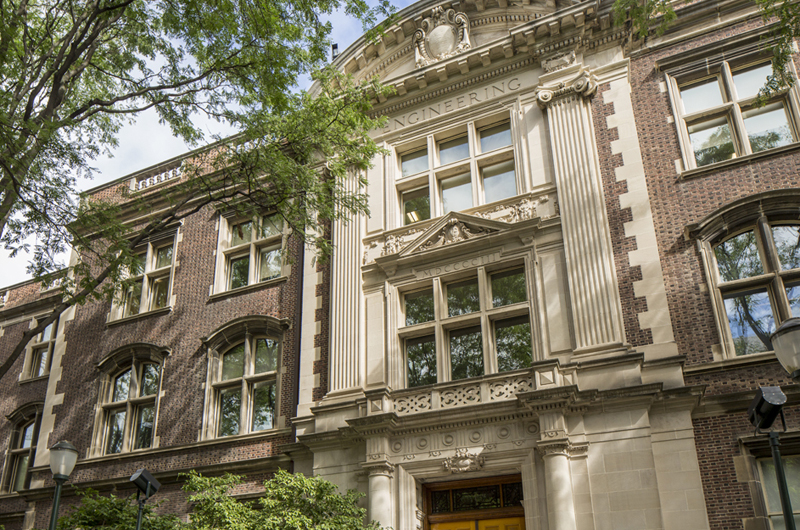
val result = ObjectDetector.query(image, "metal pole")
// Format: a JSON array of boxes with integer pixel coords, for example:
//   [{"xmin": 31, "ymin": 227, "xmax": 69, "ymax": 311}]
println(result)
[
  {"xmin": 47, "ymin": 476, "xmax": 67, "ymax": 530},
  {"xmin": 134, "ymin": 482, "xmax": 150, "ymax": 530},
  {"xmin": 770, "ymin": 431, "xmax": 797, "ymax": 530}
]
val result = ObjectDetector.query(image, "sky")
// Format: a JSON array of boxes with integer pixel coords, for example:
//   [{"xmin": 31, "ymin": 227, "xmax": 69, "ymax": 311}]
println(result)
[{"xmin": 1, "ymin": 0, "xmax": 416, "ymax": 287}]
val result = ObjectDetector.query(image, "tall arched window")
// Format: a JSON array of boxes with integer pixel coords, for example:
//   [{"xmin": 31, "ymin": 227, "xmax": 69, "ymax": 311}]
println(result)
[
  {"xmin": 2, "ymin": 403, "xmax": 42, "ymax": 493},
  {"xmin": 90, "ymin": 344, "xmax": 169, "ymax": 456}
]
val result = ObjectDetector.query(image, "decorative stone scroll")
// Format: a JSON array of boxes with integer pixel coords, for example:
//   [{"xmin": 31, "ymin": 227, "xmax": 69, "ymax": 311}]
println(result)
[
  {"xmin": 534, "ymin": 69, "xmax": 598, "ymax": 109},
  {"xmin": 414, "ymin": 7, "xmax": 471, "ymax": 68},
  {"xmin": 443, "ymin": 448, "xmax": 485, "ymax": 473}
]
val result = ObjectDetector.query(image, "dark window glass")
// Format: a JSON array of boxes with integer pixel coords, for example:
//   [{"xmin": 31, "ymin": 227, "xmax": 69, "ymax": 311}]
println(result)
[
  {"xmin": 150, "ymin": 277, "xmax": 169, "ymax": 309},
  {"xmin": 688, "ymin": 117, "xmax": 735, "ymax": 167},
  {"xmin": 155, "ymin": 245, "xmax": 173, "ymax": 269},
  {"xmin": 403, "ymin": 188, "xmax": 431, "ymax": 225},
  {"xmin": 260, "ymin": 248, "xmax": 281, "ymax": 280},
  {"xmin": 140, "ymin": 363, "xmax": 160, "ymax": 396},
  {"xmin": 222, "ymin": 345, "xmax": 245, "ymax": 380},
  {"xmin": 453, "ymin": 485, "xmax": 501, "ymax": 511},
  {"xmin": 106, "ymin": 409, "xmax": 126, "ymax": 454},
  {"xmin": 492, "ymin": 269, "xmax": 527, "ymax": 307},
  {"xmin": 231, "ymin": 221, "xmax": 253, "ymax": 247},
  {"xmin": 229, "ymin": 256, "xmax": 250, "ymax": 289},
  {"xmin": 495, "ymin": 317, "xmax": 532, "ymax": 372},
  {"xmin": 218, "ymin": 388, "xmax": 241, "ymax": 436},
  {"xmin": 113, "ymin": 369, "xmax": 131, "ymax": 402},
  {"xmin": 251, "ymin": 382, "xmax": 276, "ymax": 431},
  {"xmin": 405, "ymin": 289, "xmax": 435, "ymax": 326},
  {"xmin": 450, "ymin": 327, "xmax": 483, "ymax": 380},
  {"xmin": 255, "ymin": 338, "xmax": 278, "ymax": 373},
  {"xmin": 125, "ymin": 280, "xmax": 143, "ymax": 316},
  {"xmin": 447, "ymin": 279, "xmax": 480, "ymax": 317},
  {"xmin": 407, "ymin": 335, "xmax": 437, "ymax": 387},
  {"xmin": 431, "ymin": 490, "xmax": 451, "ymax": 514},
  {"xmin": 11, "ymin": 455, "xmax": 29, "ymax": 492},
  {"xmin": 31, "ymin": 346, "xmax": 49, "ymax": 377},
  {"xmin": 134, "ymin": 405, "xmax": 155, "ymax": 450},
  {"xmin": 502, "ymin": 482, "xmax": 524, "ymax": 507}
]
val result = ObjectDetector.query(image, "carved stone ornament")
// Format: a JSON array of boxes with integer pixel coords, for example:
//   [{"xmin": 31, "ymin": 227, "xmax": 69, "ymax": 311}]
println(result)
[
  {"xmin": 535, "ymin": 69, "xmax": 598, "ymax": 109},
  {"xmin": 443, "ymin": 448, "xmax": 485, "ymax": 473},
  {"xmin": 542, "ymin": 50, "xmax": 576, "ymax": 74},
  {"xmin": 414, "ymin": 7, "xmax": 471, "ymax": 68},
  {"xmin": 418, "ymin": 218, "xmax": 488, "ymax": 252}
]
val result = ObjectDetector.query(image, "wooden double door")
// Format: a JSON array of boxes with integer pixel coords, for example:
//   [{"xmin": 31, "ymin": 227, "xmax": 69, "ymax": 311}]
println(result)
[{"xmin": 431, "ymin": 516, "xmax": 525, "ymax": 530}]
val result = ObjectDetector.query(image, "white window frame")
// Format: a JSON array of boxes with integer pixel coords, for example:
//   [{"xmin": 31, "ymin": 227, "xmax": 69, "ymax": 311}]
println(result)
[
  {"xmin": 213, "ymin": 213, "xmax": 285, "ymax": 294},
  {"xmin": 21, "ymin": 316, "xmax": 60, "ymax": 380},
  {"xmin": 89, "ymin": 345, "xmax": 167, "ymax": 457},
  {"xmin": 398, "ymin": 261, "xmax": 534, "ymax": 388},
  {"xmin": 394, "ymin": 112, "xmax": 521, "ymax": 228},
  {"xmin": 665, "ymin": 51, "xmax": 800, "ymax": 172},
  {"xmin": 111, "ymin": 236, "xmax": 177, "ymax": 320}
]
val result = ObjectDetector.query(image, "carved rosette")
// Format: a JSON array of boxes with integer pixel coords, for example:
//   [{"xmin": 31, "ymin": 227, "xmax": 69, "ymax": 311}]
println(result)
[
  {"xmin": 443, "ymin": 448, "xmax": 485, "ymax": 473},
  {"xmin": 414, "ymin": 7, "xmax": 471, "ymax": 68},
  {"xmin": 535, "ymin": 70, "xmax": 598, "ymax": 110}
]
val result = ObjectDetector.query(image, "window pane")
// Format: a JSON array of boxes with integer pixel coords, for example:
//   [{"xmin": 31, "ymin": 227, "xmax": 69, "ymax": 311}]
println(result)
[
  {"xmin": 441, "ymin": 173, "xmax": 473, "ymax": 214},
  {"xmin": 407, "ymin": 335, "xmax": 437, "ymax": 387},
  {"xmin": 20, "ymin": 423, "xmax": 34, "ymax": 449},
  {"xmin": 31, "ymin": 346, "xmax": 48, "ymax": 377},
  {"xmin": 492, "ymin": 268, "xmax": 527, "ymax": 307},
  {"xmin": 129, "ymin": 254, "xmax": 145, "ymax": 276},
  {"xmin": 150, "ymin": 277, "xmax": 169, "ymax": 309},
  {"xmin": 405, "ymin": 289, "xmax": 435, "ymax": 326},
  {"xmin": 482, "ymin": 161, "xmax": 516, "ymax": 204},
  {"xmin": 231, "ymin": 221, "xmax": 253, "ymax": 247},
  {"xmin": 12, "ymin": 455, "xmax": 29, "ymax": 492},
  {"xmin": 124, "ymin": 280, "xmax": 143, "ymax": 316},
  {"xmin": 788, "ymin": 282, "xmax": 800, "ymax": 318},
  {"xmin": 255, "ymin": 338, "xmax": 278, "ymax": 373},
  {"xmin": 134, "ymin": 404, "xmax": 155, "ymax": 450},
  {"xmin": 450, "ymin": 327, "xmax": 484, "ymax": 380},
  {"xmin": 431, "ymin": 490, "xmax": 451, "ymax": 513},
  {"xmin": 495, "ymin": 317, "xmax": 532, "ymax": 372},
  {"xmin": 732, "ymin": 63, "xmax": 773, "ymax": 100},
  {"xmin": 688, "ymin": 118, "xmax": 735, "ymax": 167},
  {"xmin": 403, "ymin": 188, "xmax": 431, "ymax": 225},
  {"xmin": 447, "ymin": 279, "xmax": 480, "ymax": 317},
  {"xmin": 774, "ymin": 226, "xmax": 800, "ymax": 271},
  {"xmin": 401, "ymin": 149, "xmax": 429, "ymax": 177},
  {"xmin": 680, "ymin": 78, "xmax": 724, "ymax": 115},
  {"xmin": 714, "ymin": 231, "xmax": 763, "ymax": 282},
  {"xmin": 251, "ymin": 382, "xmax": 276, "ymax": 431},
  {"xmin": 743, "ymin": 103, "xmax": 794, "ymax": 153},
  {"xmin": 439, "ymin": 136, "xmax": 469, "ymax": 165},
  {"xmin": 155, "ymin": 245, "xmax": 173, "ymax": 269},
  {"xmin": 41, "ymin": 320, "xmax": 55, "ymax": 341},
  {"xmin": 502, "ymin": 482, "xmax": 524, "ymax": 507},
  {"xmin": 229, "ymin": 256, "xmax": 250, "ymax": 289},
  {"xmin": 453, "ymin": 485, "xmax": 501, "ymax": 511},
  {"xmin": 723, "ymin": 289, "xmax": 775, "ymax": 355},
  {"xmin": 218, "ymin": 388, "xmax": 241, "ymax": 437},
  {"xmin": 106, "ymin": 409, "xmax": 126, "ymax": 453},
  {"xmin": 761, "ymin": 456, "xmax": 800, "ymax": 516},
  {"xmin": 140, "ymin": 363, "xmax": 160, "ymax": 396},
  {"xmin": 261, "ymin": 214, "xmax": 283, "ymax": 239},
  {"xmin": 480, "ymin": 122, "xmax": 512, "ymax": 152},
  {"xmin": 222, "ymin": 345, "xmax": 245, "ymax": 380},
  {"xmin": 260, "ymin": 248, "xmax": 281, "ymax": 281},
  {"xmin": 113, "ymin": 369, "xmax": 131, "ymax": 401}
]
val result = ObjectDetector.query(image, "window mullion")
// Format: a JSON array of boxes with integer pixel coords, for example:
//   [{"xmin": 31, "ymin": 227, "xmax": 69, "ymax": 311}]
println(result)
[
  {"xmin": 433, "ymin": 278, "xmax": 448, "ymax": 382},
  {"xmin": 477, "ymin": 268, "xmax": 494, "ymax": 374},
  {"xmin": 122, "ymin": 401, "xmax": 133, "ymax": 453},
  {"xmin": 723, "ymin": 62, "xmax": 751, "ymax": 156}
]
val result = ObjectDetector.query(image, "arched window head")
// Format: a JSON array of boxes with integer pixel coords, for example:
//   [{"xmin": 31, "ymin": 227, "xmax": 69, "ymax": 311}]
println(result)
[{"xmin": 2, "ymin": 402, "xmax": 43, "ymax": 493}]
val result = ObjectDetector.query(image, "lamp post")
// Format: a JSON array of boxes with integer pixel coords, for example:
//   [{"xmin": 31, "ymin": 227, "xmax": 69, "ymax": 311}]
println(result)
[
  {"xmin": 47, "ymin": 441, "xmax": 78, "ymax": 530},
  {"xmin": 130, "ymin": 468, "xmax": 161, "ymax": 530},
  {"xmin": 772, "ymin": 317, "xmax": 800, "ymax": 381}
]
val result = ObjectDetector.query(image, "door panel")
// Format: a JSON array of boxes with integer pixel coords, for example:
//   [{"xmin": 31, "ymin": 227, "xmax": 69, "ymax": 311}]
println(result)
[{"xmin": 431, "ymin": 517, "xmax": 525, "ymax": 530}]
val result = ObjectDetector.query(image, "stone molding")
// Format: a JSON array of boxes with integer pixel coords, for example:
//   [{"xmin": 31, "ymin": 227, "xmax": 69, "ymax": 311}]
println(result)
[
  {"xmin": 443, "ymin": 448, "xmax": 485, "ymax": 473},
  {"xmin": 538, "ymin": 440, "xmax": 588, "ymax": 458},
  {"xmin": 534, "ymin": 68, "xmax": 598, "ymax": 109},
  {"xmin": 362, "ymin": 460, "xmax": 395, "ymax": 477}
]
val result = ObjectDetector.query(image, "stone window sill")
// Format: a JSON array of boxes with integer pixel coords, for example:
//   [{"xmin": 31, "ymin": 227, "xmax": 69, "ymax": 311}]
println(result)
[
  {"xmin": 683, "ymin": 351, "xmax": 777, "ymax": 375},
  {"xmin": 107, "ymin": 305, "xmax": 172, "ymax": 327},
  {"xmin": 679, "ymin": 143, "xmax": 800, "ymax": 181},
  {"xmin": 208, "ymin": 276, "xmax": 287, "ymax": 303}
]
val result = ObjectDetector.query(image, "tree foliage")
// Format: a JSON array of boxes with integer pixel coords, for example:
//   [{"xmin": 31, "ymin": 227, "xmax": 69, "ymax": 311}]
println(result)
[
  {"xmin": 0, "ymin": 0, "xmax": 395, "ymax": 381},
  {"xmin": 49, "ymin": 488, "xmax": 182, "ymax": 530}
]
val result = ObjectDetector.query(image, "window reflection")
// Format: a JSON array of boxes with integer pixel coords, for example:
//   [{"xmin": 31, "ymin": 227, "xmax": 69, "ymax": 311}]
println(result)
[
  {"xmin": 723, "ymin": 289, "xmax": 774, "ymax": 355},
  {"xmin": 714, "ymin": 231, "xmax": 763, "ymax": 281}
]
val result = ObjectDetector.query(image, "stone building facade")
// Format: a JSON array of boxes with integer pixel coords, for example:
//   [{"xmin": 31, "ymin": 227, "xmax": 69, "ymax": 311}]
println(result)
[{"xmin": 1, "ymin": 0, "xmax": 800, "ymax": 529}]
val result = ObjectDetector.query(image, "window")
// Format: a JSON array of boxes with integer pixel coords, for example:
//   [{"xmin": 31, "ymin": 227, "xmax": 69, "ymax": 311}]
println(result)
[
  {"xmin": 115, "ymin": 238, "xmax": 175, "ymax": 319},
  {"xmin": 758, "ymin": 455, "xmax": 800, "ymax": 528},
  {"xmin": 219, "ymin": 214, "xmax": 283, "ymax": 292},
  {"xmin": 24, "ymin": 316, "xmax": 59, "ymax": 379},
  {"xmin": 670, "ymin": 59, "xmax": 799, "ymax": 169},
  {"xmin": 213, "ymin": 337, "xmax": 278, "ymax": 437},
  {"xmin": 91, "ymin": 345, "xmax": 167, "ymax": 457},
  {"xmin": 400, "ymin": 265, "xmax": 532, "ymax": 387},
  {"xmin": 425, "ymin": 476, "xmax": 524, "ymax": 529},
  {"xmin": 396, "ymin": 116, "xmax": 518, "ymax": 226},
  {"xmin": 2, "ymin": 404, "xmax": 41, "ymax": 493},
  {"xmin": 709, "ymin": 217, "xmax": 800, "ymax": 356}
]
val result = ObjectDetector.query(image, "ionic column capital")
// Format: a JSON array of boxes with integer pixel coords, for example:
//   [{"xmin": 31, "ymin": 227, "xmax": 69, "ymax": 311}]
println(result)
[{"xmin": 535, "ymin": 69, "xmax": 598, "ymax": 109}]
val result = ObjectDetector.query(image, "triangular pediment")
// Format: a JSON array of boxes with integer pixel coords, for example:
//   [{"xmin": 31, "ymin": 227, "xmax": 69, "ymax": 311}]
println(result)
[{"xmin": 398, "ymin": 212, "xmax": 509, "ymax": 256}]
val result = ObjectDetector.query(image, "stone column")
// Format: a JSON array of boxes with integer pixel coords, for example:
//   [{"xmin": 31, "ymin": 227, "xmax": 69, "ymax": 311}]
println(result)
[
  {"xmin": 329, "ymin": 169, "xmax": 364, "ymax": 394},
  {"xmin": 363, "ymin": 461, "xmax": 394, "ymax": 528},
  {"xmin": 540, "ymin": 441, "xmax": 577, "ymax": 530},
  {"xmin": 536, "ymin": 67, "xmax": 625, "ymax": 353}
]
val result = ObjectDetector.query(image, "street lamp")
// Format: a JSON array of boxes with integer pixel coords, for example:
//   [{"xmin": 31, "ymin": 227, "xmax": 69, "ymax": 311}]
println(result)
[
  {"xmin": 47, "ymin": 441, "xmax": 78, "ymax": 530},
  {"xmin": 772, "ymin": 317, "xmax": 800, "ymax": 380},
  {"xmin": 130, "ymin": 468, "xmax": 161, "ymax": 530},
  {"xmin": 748, "ymin": 387, "xmax": 795, "ymax": 530}
]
